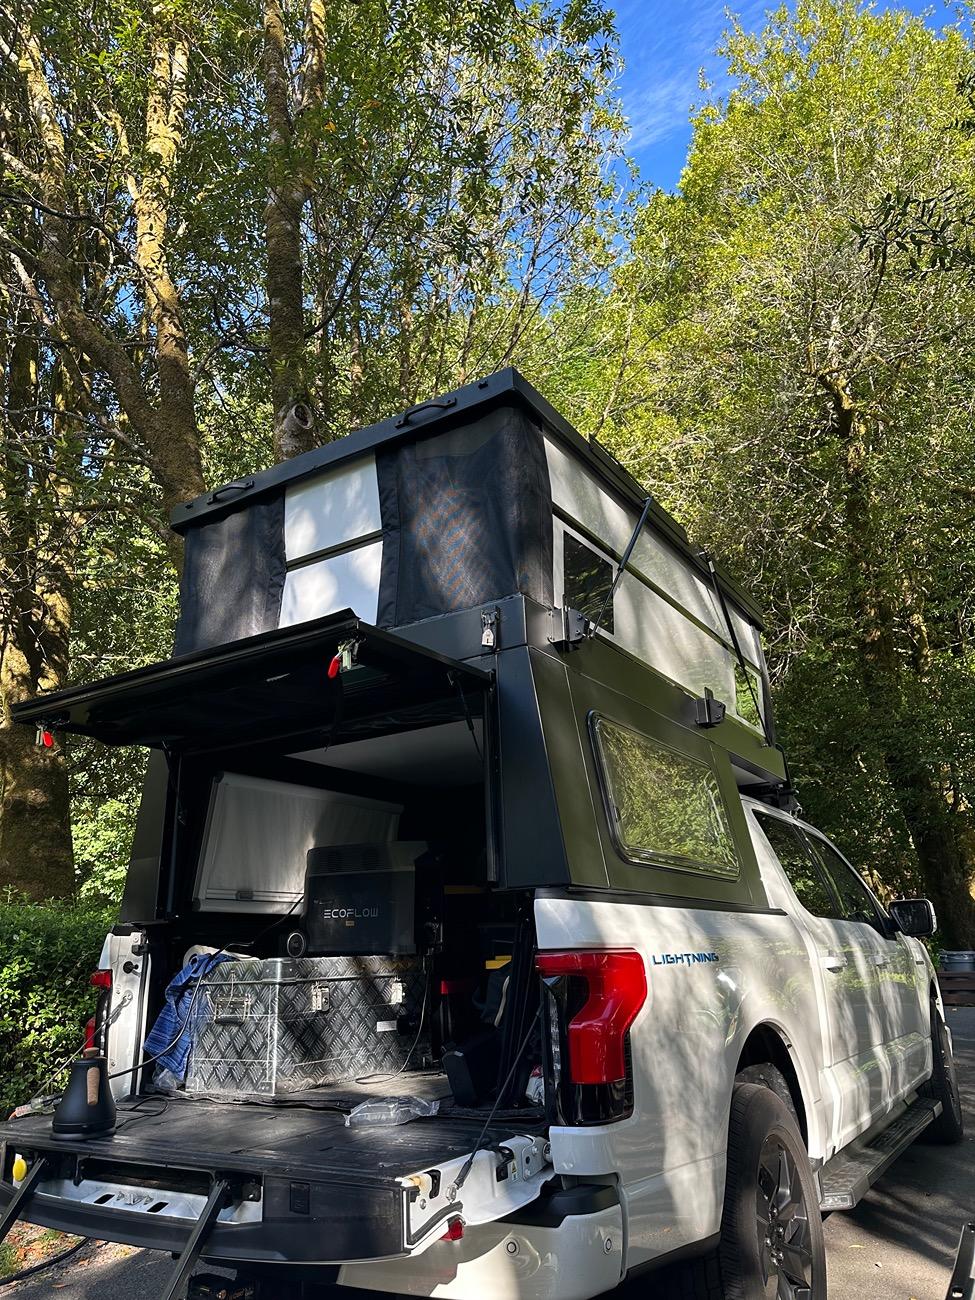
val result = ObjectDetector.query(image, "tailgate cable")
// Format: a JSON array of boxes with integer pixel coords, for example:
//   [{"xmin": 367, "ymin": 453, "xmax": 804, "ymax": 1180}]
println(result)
[{"xmin": 448, "ymin": 1006, "xmax": 541, "ymax": 1200}]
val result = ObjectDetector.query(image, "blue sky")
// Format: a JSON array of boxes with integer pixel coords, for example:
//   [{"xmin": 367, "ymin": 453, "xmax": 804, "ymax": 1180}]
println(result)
[{"xmin": 614, "ymin": 1, "xmax": 957, "ymax": 190}]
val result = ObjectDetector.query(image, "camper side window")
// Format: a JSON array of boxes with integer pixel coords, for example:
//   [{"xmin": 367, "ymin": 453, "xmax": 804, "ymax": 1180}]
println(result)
[{"xmin": 593, "ymin": 716, "xmax": 739, "ymax": 878}]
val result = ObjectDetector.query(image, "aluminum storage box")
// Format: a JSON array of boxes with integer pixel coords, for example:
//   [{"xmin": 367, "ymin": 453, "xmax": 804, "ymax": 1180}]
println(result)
[{"xmin": 185, "ymin": 956, "xmax": 428, "ymax": 1097}]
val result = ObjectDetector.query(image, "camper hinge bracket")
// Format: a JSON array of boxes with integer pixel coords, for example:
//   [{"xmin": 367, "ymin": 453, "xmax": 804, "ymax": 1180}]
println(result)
[
  {"xmin": 694, "ymin": 687, "xmax": 727, "ymax": 729},
  {"xmin": 548, "ymin": 606, "xmax": 587, "ymax": 651},
  {"xmin": 480, "ymin": 607, "xmax": 500, "ymax": 651}
]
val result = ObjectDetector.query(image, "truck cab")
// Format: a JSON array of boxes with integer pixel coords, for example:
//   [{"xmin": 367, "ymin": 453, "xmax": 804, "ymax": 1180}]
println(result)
[{"xmin": 0, "ymin": 369, "xmax": 960, "ymax": 1300}]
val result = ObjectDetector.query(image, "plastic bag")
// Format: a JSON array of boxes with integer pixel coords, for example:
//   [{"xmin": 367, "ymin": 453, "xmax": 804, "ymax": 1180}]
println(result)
[
  {"xmin": 149, "ymin": 1066, "xmax": 184, "ymax": 1095},
  {"xmin": 344, "ymin": 1096, "xmax": 440, "ymax": 1128}
]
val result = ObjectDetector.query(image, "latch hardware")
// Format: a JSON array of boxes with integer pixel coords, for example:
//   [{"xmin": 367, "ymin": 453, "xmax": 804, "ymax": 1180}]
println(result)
[{"xmin": 480, "ymin": 608, "xmax": 500, "ymax": 651}]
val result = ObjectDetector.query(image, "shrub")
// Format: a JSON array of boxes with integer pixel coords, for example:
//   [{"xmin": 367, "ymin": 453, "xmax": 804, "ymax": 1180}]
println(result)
[{"xmin": 0, "ymin": 895, "xmax": 114, "ymax": 1114}]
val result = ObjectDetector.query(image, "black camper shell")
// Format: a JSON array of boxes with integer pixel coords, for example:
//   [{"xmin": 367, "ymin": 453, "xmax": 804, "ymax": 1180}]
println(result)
[
  {"xmin": 15, "ymin": 367, "xmax": 786, "ymax": 921},
  {"xmin": 1, "ymin": 371, "xmax": 791, "ymax": 1276}
]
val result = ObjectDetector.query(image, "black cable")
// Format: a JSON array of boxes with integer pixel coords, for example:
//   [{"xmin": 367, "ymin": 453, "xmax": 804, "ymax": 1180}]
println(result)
[
  {"xmin": 450, "ymin": 1006, "xmax": 542, "ymax": 1197},
  {"xmin": 354, "ymin": 976, "xmax": 431, "ymax": 1084},
  {"xmin": 0, "ymin": 1237, "xmax": 90, "ymax": 1288}
]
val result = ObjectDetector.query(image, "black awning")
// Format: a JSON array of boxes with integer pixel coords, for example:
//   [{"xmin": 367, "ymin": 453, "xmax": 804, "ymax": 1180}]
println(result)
[{"xmin": 13, "ymin": 611, "xmax": 491, "ymax": 752}]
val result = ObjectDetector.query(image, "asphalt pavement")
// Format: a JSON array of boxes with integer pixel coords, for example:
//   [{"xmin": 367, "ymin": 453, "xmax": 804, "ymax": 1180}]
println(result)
[{"xmin": 7, "ymin": 1007, "xmax": 975, "ymax": 1299}]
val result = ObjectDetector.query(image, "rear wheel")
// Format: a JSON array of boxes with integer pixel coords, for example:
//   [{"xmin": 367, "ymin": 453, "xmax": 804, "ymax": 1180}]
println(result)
[
  {"xmin": 920, "ymin": 998, "xmax": 964, "ymax": 1144},
  {"xmin": 719, "ymin": 1083, "xmax": 825, "ymax": 1299},
  {"xmin": 654, "ymin": 1082, "xmax": 825, "ymax": 1300}
]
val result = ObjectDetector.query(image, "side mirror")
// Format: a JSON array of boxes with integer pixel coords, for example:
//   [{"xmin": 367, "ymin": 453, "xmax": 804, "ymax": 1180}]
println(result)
[{"xmin": 889, "ymin": 898, "xmax": 937, "ymax": 938}]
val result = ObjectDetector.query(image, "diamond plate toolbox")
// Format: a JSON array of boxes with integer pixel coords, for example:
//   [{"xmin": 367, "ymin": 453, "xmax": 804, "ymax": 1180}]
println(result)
[{"xmin": 185, "ymin": 956, "xmax": 428, "ymax": 1097}]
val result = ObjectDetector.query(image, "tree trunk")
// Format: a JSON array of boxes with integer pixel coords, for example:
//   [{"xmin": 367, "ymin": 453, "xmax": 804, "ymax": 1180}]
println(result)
[
  {"xmin": 264, "ymin": 0, "xmax": 316, "ymax": 460},
  {"xmin": 836, "ymin": 394, "xmax": 975, "ymax": 946},
  {"xmin": 16, "ymin": 13, "xmax": 205, "ymax": 548},
  {"xmin": 0, "ymin": 307, "xmax": 74, "ymax": 899},
  {"xmin": 886, "ymin": 755, "xmax": 975, "ymax": 945}
]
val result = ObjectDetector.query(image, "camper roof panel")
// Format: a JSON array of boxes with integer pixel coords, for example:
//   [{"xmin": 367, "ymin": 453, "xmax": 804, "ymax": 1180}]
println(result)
[{"xmin": 169, "ymin": 368, "xmax": 762, "ymax": 630}]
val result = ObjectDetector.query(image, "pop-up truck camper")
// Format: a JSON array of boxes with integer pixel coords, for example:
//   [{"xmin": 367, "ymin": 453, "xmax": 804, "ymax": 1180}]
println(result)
[{"xmin": 0, "ymin": 370, "xmax": 960, "ymax": 1300}]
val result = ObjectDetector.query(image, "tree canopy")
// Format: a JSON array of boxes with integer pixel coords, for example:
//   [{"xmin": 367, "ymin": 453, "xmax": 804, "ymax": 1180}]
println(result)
[{"xmin": 2, "ymin": 0, "xmax": 975, "ymax": 943}]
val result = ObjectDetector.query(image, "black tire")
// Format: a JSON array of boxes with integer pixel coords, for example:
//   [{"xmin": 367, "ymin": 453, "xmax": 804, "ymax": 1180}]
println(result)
[
  {"xmin": 734, "ymin": 1064, "xmax": 801, "ymax": 1133},
  {"xmin": 920, "ymin": 998, "xmax": 964, "ymax": 1145},
  {"xmin": 653, "ymin": 1083, "xmax": 826, "ymax": 1300},
  {"xmin": 718, "ymin": 1083, "xmax": 826, "ymax": 1300}
]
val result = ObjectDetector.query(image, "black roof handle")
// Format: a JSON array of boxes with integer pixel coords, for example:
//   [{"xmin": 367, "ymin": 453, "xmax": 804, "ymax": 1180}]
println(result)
[
  {"xmin": 207, "ymin": 478, "xmax": 254, "ymax": 504},
  {"xmin": 395, "ymin": 397, "xmax": 456, "ymax": 428}
]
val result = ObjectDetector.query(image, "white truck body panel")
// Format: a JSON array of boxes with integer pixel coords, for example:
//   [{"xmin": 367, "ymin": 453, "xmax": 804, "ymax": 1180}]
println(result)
[{"xmin": 531, "ymin": 797, "xmax": 935, "ymax": 1272}]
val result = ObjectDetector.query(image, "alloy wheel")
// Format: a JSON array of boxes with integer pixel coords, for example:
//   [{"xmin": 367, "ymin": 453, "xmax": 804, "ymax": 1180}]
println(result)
[{"xmin": 756, "ymin": 1136, "xmax": 816, "ymax": 1300}]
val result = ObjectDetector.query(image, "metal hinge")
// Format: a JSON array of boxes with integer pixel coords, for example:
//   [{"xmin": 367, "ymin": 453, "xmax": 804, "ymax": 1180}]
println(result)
[{"xmin": 548, "ymin": 606, "xmax": 587, "ymax": 651}]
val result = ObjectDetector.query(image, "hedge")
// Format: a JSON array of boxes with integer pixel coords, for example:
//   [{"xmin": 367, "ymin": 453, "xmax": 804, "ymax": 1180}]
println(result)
[{"xmin": 0, "ymin": 896, "xmax": 115, "ymax": 1114}]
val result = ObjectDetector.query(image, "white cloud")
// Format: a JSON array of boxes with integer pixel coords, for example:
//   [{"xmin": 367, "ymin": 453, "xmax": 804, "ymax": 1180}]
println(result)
[{"xmin": 615, "ymin": 0, "xmax": 768, "ymax": 152}]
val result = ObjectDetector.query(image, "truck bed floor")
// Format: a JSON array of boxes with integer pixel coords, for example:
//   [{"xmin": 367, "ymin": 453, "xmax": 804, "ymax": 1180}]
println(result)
[{"xmin": 0, "ymin": 1093, "xmax": 544, "ymax": 1188}]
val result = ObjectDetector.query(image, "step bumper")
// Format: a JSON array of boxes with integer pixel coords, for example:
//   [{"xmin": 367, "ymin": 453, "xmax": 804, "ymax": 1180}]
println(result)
[{"xmin": 0, "ymin": 1171, "xmax": 407, "ymax": 1264}]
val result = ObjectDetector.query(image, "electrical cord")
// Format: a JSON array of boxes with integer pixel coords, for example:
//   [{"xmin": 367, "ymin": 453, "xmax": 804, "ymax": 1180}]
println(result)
[
  {"xmin": 449, "ymin": 1005, "xmax": 541, "ymax": 1197},
  {"xmin": 19, "ymin": 999, "xmax": 132, "ymax": 1114},
  {"xmin": 0, "ymin": 1237, "xmax": 90, "ymax": 1288},
  {"xmin": 354, "ymin": 976, "xmax": 431, "ymax": 1085}
]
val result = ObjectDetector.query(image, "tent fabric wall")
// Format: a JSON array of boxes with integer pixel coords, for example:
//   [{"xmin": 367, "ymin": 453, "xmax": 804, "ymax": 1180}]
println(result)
[
  {"xmin": 174, "ymin": 491, "xmax": 287, "ymax": 655},
  {"xmin": 375, "ymin": 406, "xmax": 554, "ymax": 627}
]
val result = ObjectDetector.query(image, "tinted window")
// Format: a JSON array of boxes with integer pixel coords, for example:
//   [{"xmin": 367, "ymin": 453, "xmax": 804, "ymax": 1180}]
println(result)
[
  {"xmin": 806, "ymin": 837, "xmax": 880, "ymax": 927},
  {"xmin": 594, "ymin": 717, "xmax": 738, "ymax": 877},
  {"xmin": 756, "ymin": 814, "xmax": 836, "ymax": 918},
  {"xmin": 564, "ymin": 532, "xmax": 614, "ymax": 634}
]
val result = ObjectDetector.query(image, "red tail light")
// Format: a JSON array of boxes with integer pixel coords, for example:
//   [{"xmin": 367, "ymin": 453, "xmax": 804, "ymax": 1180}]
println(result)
[
  {"xmin": 536, "ymin": 949, "xmax": 647, "ymax": 1126},
  {"xmin": 535, "ymin": 950, "xmax": 646, "ymax": 1084},
  {"xmin": 90, "ymin": 969, "xmax": 112, "ymax": 990}
]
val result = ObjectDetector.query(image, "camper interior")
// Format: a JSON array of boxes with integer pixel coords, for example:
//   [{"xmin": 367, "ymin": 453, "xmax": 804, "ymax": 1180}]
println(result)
[{"xmin": 157, "ymin": 712, "xmax": 538, "ymax": 1113}]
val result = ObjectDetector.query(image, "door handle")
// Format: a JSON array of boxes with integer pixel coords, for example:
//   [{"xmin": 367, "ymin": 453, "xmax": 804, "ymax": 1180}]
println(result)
[
  {"xmin": 821, "ymin": 951, "xmax": 846, "ymax": 972},
  {"xmin": 873, "ymin": 953, "xmax": 889, "ymax": 968}
]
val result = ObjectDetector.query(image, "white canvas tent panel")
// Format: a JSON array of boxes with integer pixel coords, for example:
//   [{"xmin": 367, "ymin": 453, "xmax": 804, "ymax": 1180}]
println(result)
[
  {"xmin": 546, "ymin": 436, "xmax": 765, "ymax": 726},
  {"xmin": 284, "ymin": 456, "xmax": 382, "ymax": 561},
  {"xmin": 279, "ymin": 457, "xmax": 384, "ymax": 628},
  {"xmin": 279, "ymin": 539, "xmax": 383, "ymax": 628}
]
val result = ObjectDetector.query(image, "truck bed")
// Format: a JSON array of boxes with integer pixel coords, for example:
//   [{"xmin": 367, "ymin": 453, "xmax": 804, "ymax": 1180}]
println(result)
[
  {"xmin": 1, "ymin": 1091, "xmax": 540, "ymax": 1181},
  {"xmin": 0, "ymin": 1095, "xmax": 548, "ymax": 1264}
]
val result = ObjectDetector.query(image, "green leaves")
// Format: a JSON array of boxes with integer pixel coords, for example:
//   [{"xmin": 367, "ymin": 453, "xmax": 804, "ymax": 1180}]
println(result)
[
  {"xmin": 537, "ymin": 1, "xmax": 975, "ymax": 933},
  {"xmin": 0, "ymin": 896, "xmax": 114, "ymax": 1112}
]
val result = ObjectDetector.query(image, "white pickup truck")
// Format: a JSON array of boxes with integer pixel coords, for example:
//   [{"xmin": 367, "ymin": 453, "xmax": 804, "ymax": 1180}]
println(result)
[{"xmin": 0, "ymin": 372, "xmax": 962, "ymax": 1300}]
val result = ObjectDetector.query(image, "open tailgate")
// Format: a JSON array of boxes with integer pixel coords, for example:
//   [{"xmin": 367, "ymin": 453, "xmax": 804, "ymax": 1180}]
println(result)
[{"xmin": 0, "ymin": 1101, "xmax": 550, "ymax": 1263}]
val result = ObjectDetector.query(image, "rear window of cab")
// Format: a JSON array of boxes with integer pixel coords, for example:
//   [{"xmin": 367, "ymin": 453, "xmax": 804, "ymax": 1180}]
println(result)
[{"xmin": 592, "ymin": 714, "xmax": 739, "ymax": 879}]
